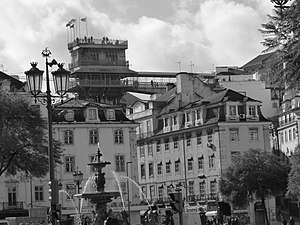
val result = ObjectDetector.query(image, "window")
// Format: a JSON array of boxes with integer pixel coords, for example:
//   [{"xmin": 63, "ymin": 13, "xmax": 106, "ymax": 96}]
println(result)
[
  {"xmin": 188, "ymin": 157, "xmax": 194, "ymax": 171},
  {"xmin": 88, "ymin": 108, "xmax": 97, "ymax": 120},
  {"xmin": 64, "ymin": 130, "xmax": 74, "ymax": 145},
  {"xmin": 141, "ymin": 186, "xmax": 147, "ymax": 199},
  {"xmin": 249, "ymin": 128, "xmax": 258, "ymax": 141},
  {"xmin": 164, "ymin": 117, "xmax": 169, "ymax": 127},
  {"xmin": 150, "ymin": 185, "xmax": 155, "ymax": 199},
  {"xmin": 166, "ymin": 161, "xmax": 171, "ymax": 174},
  {"xmin": 115, "ymin": 155, "xmax": 125, "ymax": 172},
  {"xmin": 199, "ymin": 182, "xmax": 206, "ymax": 198},
  {"xmin": 140, "ymin": 145, "xmax": 145, "ymax": 158},
  {"xmin": 146, "ymin": 120, "xmax": 151, "ymax": 133},
  {"xmin": 196, "ymin": 109, "xmax": 201, "ymax": 120},
  {"xmin": 141, "ymin": 164, "xmax": 146, "ymax": 179},
  {"xmin": 158, "ymin": 186, "xmax": 164, "ymax": 199},
  {"xmin": 164, "ymin": 138, "xmax": 169, "ymax": 151},
  {"xmin": 293, "ymin": 128, "xmax": 297, "ymax": 140},
  {"xmin": 148, "ymin": 142, "xmax": 153, "ymax": 156},
  {"xmin": 106, "ymin": 109, "xmax": 115, "ymax": 120},
  {"xmin": 149, "ymin": 162, "xmax": 154, "ymax": 177},
  {"xmin": 198, "ymin": 156, "xmax": 204, "ymax": 170},
  {"xmin": 173, "ymin": 115, "xmax": 178, "ymax": 125},
  {"xmin": 175, "ymin": 159, "xmax": 180, "ymax": 173},
  {"xmin": 89, "ymin": 129, "xmax": 99, "ymax": 144},
  {"xmin": 66, "ymin": 184, "xmax": 76, "ymax": 199},
  {"xmin": 210, "ymin": 180, "xmax": 217, "ymax": 196},
  {"xmin": 209, "ymin": 154, "xmax": 215, "ymax": 169},
  {"xmin": 289, "ymin": 129, "xmax": 292, "ymax": 141},
  {"xmin": 34, "ymin": 185, "xmax": 44, "ymax": 201},
  {"xmin": 156, "ymin": 140, "xmax": 161, "ymax": 152},
  {"xmin": 285, "ymin": 130, "xmax": 288, "ymax": 142},
  {"xmin": 186, "ymin": 112, "xmax": 192, "ymax": 122},
  {"xmin": 65, "ymin": 156, "xmax": 75, "ymax": 172},
  {"xmin": 248, "ymin": 105, "xmax": 256, "ymax": 116},
  {"xmin": 157, "ymin": 162, "xmax": 162, "ymax": 175},
  {"xmin": 207, "ymin": 129, "xmax": 213, "ymax": 144},
  {"xmin": 188, "ymin": 181, "xmax": 194, "ymax": 195},
  {"xmin": 229, "ymin": 105, "xmax": 237, "ymax": 116},
  {"xmin": 8, "ymin": 186, "xmax": 16, "ymax": 206},
  {"xmin": 120, "ymin": 182, "xmax": 126, "ymax": 194},
  {"xmin": 173, "ymin": 137, "xmax": 179, "ymax": 149},
  {"xmin": 196, "ymin": 132, "xmax": 202, "ymax": 145},
  {"xmin": 230, "ymin": 128, "xmax": 239, "ymax": 141},
  {"xmin": 186, "ymin": 133, "xmax": 191, "ymax": 147},
  {"xmin": 114, "ymin": 129, "xmax": 124, "ymax": 144}
]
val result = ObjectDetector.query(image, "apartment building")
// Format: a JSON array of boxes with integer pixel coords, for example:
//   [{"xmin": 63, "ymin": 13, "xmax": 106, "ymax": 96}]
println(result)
[{"xmin": 126, "ymin": 72, "xmax": 272, "ymax": 220}]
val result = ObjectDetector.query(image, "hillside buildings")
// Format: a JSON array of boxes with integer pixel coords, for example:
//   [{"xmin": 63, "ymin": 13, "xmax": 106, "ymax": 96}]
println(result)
[{"xmin": 126, "ymin": 72, "xmax": 274, "ymax": 224}]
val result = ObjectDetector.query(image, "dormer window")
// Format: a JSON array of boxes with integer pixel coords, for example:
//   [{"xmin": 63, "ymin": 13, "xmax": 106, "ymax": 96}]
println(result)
[
  {"xmin": 107, "ymin": 109, "xmax": 115, "ymax": 120},
  {"xmin": 88, "ymin": 108, "xmax": 97, "ymax": 120},
  {"xmin": 248, "ymin": 105, "xmax": 256, "ymax": 116},
  {"xmin": 229, "ymin": 105, "xmax": 237, "ymax": 116},
  {"xmin": 186, "ymin": 112, "xmax": 192, "ymax": 122},
  {"xmin": 164, "ymin": 117, "xmax": 169, "ymax": 127}
]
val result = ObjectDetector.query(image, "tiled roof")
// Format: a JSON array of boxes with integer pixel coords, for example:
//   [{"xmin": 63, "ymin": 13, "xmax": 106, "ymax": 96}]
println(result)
[
  {"xmin": 53, "ymin": 98, "xmax": 132, "ymax": 122},
  {"xmin": 241, "ymin": 52, "xmax": 275, "ymax": 68}
]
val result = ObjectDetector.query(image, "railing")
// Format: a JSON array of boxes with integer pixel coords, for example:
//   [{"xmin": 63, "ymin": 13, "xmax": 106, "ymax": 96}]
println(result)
[
  {"xmin": 68, "ymin": 37, "xmax": 128, "ymax": 49},
  {"xmin": 1, "ymin": 201, "xmax": 24, "ymax": 210}
]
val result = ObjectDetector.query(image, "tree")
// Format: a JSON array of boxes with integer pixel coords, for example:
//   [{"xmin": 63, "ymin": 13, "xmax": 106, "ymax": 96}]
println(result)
[
  {"xmin": 0, "ymin": 90, "xmax": 63, "ymax": 178},
  {"xmin": 286, "ymin": 144, "xmax": 300, "ymax": 200},
  {"xmin": 220, "ymin": 149, "xmax": 290, "ymax": 225},
  {"xmin": 260, "ymin": 0, "xmax": 300, "ymax": 89}
]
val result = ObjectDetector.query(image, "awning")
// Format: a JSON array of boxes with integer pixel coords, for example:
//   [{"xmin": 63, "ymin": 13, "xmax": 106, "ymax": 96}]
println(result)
[{"xmin": 205, "ymin": 211, "xmax": 218, "ymax": 217}]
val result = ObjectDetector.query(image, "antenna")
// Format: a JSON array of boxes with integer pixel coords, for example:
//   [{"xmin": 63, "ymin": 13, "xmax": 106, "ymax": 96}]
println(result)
[
  {"xmin": 177, "ymin": 61, "xmax": 181, "ymax": 72},
  {"xmin": 189, "ymin": 61, "xmax": 194, "ymax": 73}
]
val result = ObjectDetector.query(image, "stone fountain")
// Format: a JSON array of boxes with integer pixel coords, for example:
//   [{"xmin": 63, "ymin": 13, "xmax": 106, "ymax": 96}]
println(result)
[{"xmin": 81, "ymin": 145, "xmax": 120, "ymax": 225}]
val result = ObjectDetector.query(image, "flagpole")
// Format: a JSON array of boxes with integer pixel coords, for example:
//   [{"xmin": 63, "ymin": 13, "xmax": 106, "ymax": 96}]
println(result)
[
  {"xmin": 78, "ymin": 17, "xmax": 81, "ymax": 39},
  {"xmin": 86, "ymin": 18, "xmax": 88, "ymax": 37}
]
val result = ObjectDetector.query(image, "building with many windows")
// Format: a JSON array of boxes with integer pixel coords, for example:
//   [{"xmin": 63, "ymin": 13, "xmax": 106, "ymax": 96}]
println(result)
[
  {"xmin": 0, "ymin": 96, "xmax": 140, "ymax": 222},
  {"xmin": 126, "ymin": 72, "xmax": 272, "ymax": 221}
]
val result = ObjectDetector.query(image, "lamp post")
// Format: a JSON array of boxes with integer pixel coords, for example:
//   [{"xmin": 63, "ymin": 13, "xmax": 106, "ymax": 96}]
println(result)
[
  {"xmin": 25, "ymin": 48, "xmax": 70, "ymax": 225},
  {"xmin": 126, "ymin": 161, "xmax": 132, "ymax": 225}
]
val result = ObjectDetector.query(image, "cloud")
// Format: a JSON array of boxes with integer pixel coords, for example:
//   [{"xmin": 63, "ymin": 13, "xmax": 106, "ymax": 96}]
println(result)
[{"xmin": 0, "ymin": 0, "xmax": 273, "ymax": 77}]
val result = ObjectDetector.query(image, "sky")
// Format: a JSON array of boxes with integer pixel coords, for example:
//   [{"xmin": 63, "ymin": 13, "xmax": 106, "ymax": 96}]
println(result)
[{"xmin": 0, "ymin": 0, "xmax": 275, "ymax": 78}]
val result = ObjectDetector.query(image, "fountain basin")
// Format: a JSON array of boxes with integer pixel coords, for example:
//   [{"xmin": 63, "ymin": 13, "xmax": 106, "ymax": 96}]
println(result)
[{"xmin": 81, "ymin": 192, "xmax": 120, "ymax": 204}]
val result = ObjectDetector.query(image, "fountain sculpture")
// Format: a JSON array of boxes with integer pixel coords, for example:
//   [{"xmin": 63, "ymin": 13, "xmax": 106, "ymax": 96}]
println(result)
[{"xmin": 80, "ymin": 145, "xmax": 121, "ymax": 225}]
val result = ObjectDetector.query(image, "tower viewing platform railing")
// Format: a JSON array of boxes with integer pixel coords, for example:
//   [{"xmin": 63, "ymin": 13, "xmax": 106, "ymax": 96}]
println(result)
[{"xmin": 68, "ymin": 37, "xmax": 128, "ymax": 49}]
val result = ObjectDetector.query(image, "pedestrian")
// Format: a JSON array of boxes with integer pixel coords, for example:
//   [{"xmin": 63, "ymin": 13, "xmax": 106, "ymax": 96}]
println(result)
[
  {"xmin": 282, "ymin": 216, "xmax": 287, "ymax": 225},
  {"xmin": 288, "ymin": 216, "xmax": 295, "ymax": 225}
]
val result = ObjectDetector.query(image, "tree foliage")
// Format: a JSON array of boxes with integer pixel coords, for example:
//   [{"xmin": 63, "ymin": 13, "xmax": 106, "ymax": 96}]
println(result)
[
  {"xmin": 0, "ymin": 90, "xmax": 63, "ymax": 179},
  {"xmin": 286, "ymin": 144, "xmax": 300, "ymax": 200},
  {"xmin": 260, "ymin": 0, "xmax": 300, "ymax": 89},
  {"xmin": 220, "ymin": 149, "xmax": 290, "ymax": 225}
]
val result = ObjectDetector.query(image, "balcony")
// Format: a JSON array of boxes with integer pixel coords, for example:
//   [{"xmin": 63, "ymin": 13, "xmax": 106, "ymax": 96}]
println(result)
[
  {"xmin": 67, "ymin": 37, "xmax": 128, "ymax": 50},
  {"xmin": 0, "ymin": 202, "xmax": 28, "ymax": 219}
]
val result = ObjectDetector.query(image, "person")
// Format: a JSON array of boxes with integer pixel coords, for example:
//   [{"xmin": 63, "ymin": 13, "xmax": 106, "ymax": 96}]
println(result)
[
  {"xmin": 288, "ymin": 216, "xmax": 295, "ymax": 225},
  {"xmin": 281, "ymin": 216, "xmax": 287, "ymax": 225}
]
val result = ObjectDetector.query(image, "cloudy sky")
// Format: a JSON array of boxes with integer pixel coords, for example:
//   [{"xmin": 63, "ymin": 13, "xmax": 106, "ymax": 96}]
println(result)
[{"xmin": 0, "ymin": 0, "xmax": 275, "ymax": 78}]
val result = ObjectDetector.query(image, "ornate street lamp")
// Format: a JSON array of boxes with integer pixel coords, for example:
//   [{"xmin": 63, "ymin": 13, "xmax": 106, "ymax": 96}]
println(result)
[
  {"xmin": 25, "ymin": 47, "xmax": 70, "ymax": 225},
  {"xmin": 73, "ymin": 167, "xmax": 84, "ymax": 194}
]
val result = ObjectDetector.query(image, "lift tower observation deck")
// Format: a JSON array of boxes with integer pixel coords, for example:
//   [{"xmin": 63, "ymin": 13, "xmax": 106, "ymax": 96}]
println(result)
[{"xmin": 68, "ymin": 36, "xmax": 137, "ymax": 105}]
